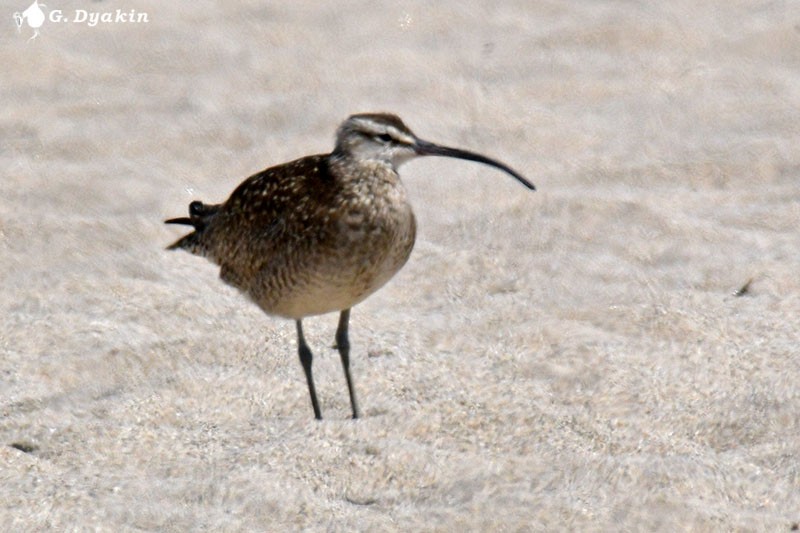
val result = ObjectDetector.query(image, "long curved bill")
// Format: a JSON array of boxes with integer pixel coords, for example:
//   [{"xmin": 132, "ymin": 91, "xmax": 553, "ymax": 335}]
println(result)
[{"xmin": 414, "ymin": 139, "xmax": 535, "ymax": 190}]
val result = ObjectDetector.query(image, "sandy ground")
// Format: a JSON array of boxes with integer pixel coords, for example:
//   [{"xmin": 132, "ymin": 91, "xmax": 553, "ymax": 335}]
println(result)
[{"xmin": 2, "ymin": 0, "xmax": 800, "ymax": 530}]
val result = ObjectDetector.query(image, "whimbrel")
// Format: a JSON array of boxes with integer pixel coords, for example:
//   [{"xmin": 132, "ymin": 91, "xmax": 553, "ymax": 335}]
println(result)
[{"xmin": 165, "ymin": 113, "xmax": 534, "ymax": 420}]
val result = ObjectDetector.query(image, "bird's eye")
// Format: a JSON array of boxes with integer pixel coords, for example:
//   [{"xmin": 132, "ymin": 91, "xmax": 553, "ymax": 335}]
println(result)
[{"xmin": 377, "ymin": 133, "xmax": 393, "ymax": 143}]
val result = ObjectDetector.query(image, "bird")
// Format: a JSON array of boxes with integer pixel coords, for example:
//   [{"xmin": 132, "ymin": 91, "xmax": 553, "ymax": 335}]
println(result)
[{"xmin": 165, "ymin": 113, "xmax": 534, "ymax": 420}]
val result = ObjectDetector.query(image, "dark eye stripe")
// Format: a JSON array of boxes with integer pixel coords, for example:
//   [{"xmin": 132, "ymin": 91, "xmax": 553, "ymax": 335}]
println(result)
[{"xmin": 377, "ymin": 133, "xmax": 392, "ymax": 142}]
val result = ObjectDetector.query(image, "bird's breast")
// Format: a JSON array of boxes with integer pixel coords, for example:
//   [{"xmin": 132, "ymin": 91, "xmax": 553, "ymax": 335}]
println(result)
[
  {"xmin": 331, "ymin": 176, "xmax": 416, "ymax": 282},
  {"xmin": 266, "ymin": 175, "xmax": 416, "ymax": 318}
]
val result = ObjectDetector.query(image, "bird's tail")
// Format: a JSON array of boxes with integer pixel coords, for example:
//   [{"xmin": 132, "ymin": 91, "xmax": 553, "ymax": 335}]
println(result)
[{"xmin": 164, "ymin": 200, "xmax": 220, "ymax": 255}]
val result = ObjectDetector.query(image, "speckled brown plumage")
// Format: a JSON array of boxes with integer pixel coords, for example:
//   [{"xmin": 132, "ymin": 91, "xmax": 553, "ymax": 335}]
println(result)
[
  {"xmin": 171, "ymin": 154, "xmax": 415, "ymax": 319},
  {"xmin": 165, "ymin": 112, "xmax": 534, "ymax": 420}
]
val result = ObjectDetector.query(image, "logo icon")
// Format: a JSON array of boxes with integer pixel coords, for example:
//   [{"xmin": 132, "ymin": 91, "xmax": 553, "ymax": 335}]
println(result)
[{"xmin": 13, "ymin": 1, "xmax": 46, "ymax": 41}]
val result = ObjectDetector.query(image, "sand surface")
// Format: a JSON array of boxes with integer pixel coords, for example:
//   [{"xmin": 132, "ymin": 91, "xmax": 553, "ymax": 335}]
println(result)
[{"xmin": 2, "ymin": 1, "xmax": 800, "ymax": 530}]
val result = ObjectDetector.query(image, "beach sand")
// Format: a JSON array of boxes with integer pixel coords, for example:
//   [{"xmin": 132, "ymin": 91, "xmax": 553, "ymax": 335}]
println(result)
[{"xmin": 2, "ymin": 1, "xmax": 799, "ymax": 530}]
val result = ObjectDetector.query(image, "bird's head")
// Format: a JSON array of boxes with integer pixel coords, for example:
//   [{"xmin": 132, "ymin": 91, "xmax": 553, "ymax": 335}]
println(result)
[
  {"xmin": 333, "ymin": 113, "xmax": 535, "ymax": 190},
  {"xmin": 334, "ymin": 113, "xmax": 419, "ymax": 168}
]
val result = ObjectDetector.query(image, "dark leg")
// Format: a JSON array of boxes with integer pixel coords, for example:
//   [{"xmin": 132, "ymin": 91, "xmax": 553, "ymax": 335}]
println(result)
[
  {"xmin": 335, "ymin": 309, "xmax": 359, "ymax": 419},
  {"xmin": 296, "ymin": 319, "xmax": 322, "ymax": 420}
]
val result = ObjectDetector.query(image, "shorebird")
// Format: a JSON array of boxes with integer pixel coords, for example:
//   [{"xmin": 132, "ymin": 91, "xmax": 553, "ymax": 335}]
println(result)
[{"xmin": 165, "ymin": 113, "xmax": 534, "ymax": 420}]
